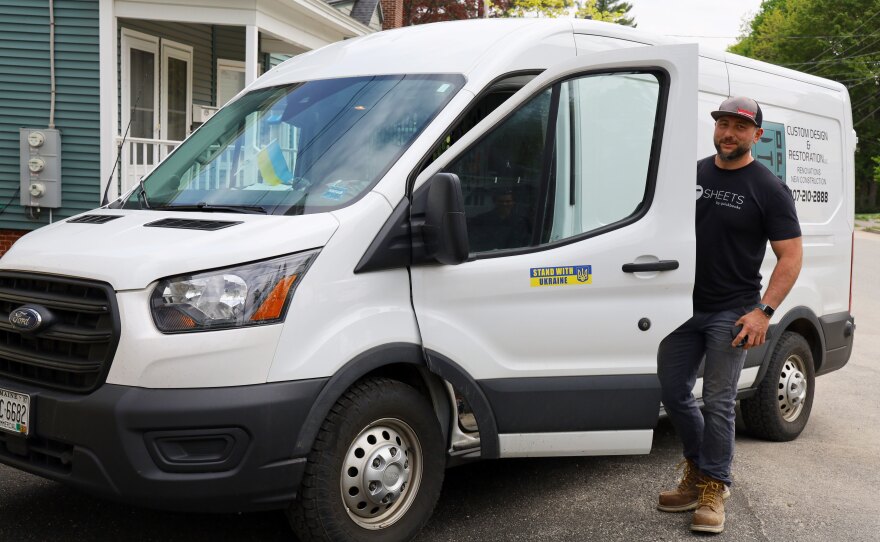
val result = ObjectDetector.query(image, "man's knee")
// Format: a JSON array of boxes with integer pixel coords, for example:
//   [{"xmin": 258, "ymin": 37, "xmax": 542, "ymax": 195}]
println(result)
[{"xmin": 701, "ymin": 391, "xmax": 736, "ymax": 417}]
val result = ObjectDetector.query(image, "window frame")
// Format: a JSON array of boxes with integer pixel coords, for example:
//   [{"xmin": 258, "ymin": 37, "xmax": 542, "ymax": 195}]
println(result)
[
  {"xmin": 160, "ymin": 39, "xmax": 194, "ymax": 141},
  {"xmin": 121, "ymin": 28, "xmax": 160, "ymax": 140},
  {"xmin": 217, "ymin": 59, "xmax": 247, "ymax": 107},
  {"xmin": 415, "ymin": 67, "xmax": 671, "ymax": 261}
]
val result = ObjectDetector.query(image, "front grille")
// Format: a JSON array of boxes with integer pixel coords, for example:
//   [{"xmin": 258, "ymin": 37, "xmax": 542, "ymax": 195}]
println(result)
[{"xmin": 0, "ymin": 273, "xmax": 120, "ymax": 393}]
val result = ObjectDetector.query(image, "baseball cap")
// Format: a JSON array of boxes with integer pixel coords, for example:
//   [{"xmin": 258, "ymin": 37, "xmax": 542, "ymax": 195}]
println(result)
[{"xmin": 710, "ymin": 96, "xmax": 763, "ymax": 127}]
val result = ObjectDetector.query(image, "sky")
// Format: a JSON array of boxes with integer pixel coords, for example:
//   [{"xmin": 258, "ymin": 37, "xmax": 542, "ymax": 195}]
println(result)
[{"xmin": 626, "ymin": 0, "xmax": 765, "ymax": 52}]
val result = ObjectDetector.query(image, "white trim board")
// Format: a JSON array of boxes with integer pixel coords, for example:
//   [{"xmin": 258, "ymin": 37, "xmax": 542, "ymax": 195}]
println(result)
[{"xmin": 99, "ymin": 0, "xmax": 118, "ymax": 201}]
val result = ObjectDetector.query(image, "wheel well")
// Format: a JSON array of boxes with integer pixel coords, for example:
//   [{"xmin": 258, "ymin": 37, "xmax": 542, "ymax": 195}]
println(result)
[
  {"xmin": 359, "ymin": 363, "xmax": 453, "ymax": 445},
  {"xmin": 784, "ymin": 318, "xmax": 823, "ymax": 371}
]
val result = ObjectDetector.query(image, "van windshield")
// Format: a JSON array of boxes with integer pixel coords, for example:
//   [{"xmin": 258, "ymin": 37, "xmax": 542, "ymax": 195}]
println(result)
[{"xmin": 122, "ymin": 74, "xmax": 465, "ymax": 215}]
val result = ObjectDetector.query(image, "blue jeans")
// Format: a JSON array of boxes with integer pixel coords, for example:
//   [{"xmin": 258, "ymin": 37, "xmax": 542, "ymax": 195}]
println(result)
[{"xmin": 657, "ymin": 307, "xmax": 749, "ymax": 486}]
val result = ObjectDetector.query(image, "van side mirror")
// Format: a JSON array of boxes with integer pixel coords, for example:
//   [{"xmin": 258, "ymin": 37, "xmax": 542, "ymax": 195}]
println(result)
[
  {"xmin": 421, "ymin": 173, "xmax": 469, "ymax": 265},
  {"xmin": 353, "ymin": 172, "xmax": 469, "ymax": 273}
]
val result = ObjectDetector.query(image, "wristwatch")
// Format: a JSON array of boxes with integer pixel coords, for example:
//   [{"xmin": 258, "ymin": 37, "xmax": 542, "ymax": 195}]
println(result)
[{"xmin": 756, "ymin": 303, "xmax": 775, "ymax": 317}]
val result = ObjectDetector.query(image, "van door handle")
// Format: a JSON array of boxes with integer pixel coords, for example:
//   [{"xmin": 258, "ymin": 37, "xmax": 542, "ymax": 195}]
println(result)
[{"xmin": 621, "ymin": 260, "xmax": 680, "ymax": 273}]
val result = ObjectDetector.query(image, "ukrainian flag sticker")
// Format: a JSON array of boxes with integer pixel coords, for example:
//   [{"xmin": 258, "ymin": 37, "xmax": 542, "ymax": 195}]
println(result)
[{"xmin": 530, "ymin": 265, "xmax": 592, "ymax": 287}]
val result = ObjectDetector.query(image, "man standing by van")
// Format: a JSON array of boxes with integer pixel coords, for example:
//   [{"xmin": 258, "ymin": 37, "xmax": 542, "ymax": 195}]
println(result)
[{"xmin": 656, "ymin": 97, "xmax": 803, "ymax": 534}]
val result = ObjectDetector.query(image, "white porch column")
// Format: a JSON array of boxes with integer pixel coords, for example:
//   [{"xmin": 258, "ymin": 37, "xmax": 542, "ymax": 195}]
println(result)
[
  {"xmin": 245, "ymin": 24, "xmax": 259, "ymax": 86},
  {"xmin": 99, "ymin": 0, "xmax": 118, "ymax": 203}
]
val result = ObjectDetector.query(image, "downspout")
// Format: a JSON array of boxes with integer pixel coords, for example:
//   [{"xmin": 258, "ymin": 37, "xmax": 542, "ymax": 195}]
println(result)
[{"xmin": 48, "ymin": 0, "xmax": 57, "ymax": 129}]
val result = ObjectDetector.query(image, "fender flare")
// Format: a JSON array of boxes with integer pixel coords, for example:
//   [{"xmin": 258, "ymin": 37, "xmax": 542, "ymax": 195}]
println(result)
[
  {"xmin": 292, "ymin": 343, "xmax": 424, "ymax": 457},
  {"xmin": 748, "ymin": 306, "xmax": 825, "ymax": 387},
  {"xmin": 425, "ymin": 349, "xmax": 500, "ymax": 458},
  {"xmin": 292, "ymin": 344, "xmax": 500, "ymax": 459}
]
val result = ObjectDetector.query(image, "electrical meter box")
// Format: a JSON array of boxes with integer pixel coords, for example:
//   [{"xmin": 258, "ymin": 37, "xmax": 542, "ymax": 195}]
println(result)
[{"xmin": 20, "ymin": 128, "xmax": 62, "ymax": 208}]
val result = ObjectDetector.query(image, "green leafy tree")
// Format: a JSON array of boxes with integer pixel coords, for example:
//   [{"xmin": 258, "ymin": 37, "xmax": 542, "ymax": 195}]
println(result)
[
  {"xmin": 731, "ymin": 0, "xmax": 880, "ymax": 211},
  {"xmin": 490, "ymin": 0, "xmax": 575, "ymax": 18},
  {"xmin": 873, "ymin": 156, "xmax": 880, "ymax": 184},
  {"xmin": 576, "ymin": 0, "xmax": 636, "ymax": 26},
  {"xmin": 405, "ymin": 0, "xmax": 575, "ymax": 24}
]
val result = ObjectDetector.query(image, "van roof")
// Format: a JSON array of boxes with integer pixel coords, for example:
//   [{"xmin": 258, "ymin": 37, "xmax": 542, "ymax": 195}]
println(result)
[
  {"xmin": 254, "ymin": 19, "xmax": 574, "ymax": 88},
  {"xmin": 253, "ymin": 18, "xmax": 844, "ymax": 94}
]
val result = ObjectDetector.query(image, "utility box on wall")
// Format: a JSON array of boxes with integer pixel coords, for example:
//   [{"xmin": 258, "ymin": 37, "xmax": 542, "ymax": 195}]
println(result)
[{"xmin": 20, "ymin": 128, "xmax": 62, "ymax": 209}]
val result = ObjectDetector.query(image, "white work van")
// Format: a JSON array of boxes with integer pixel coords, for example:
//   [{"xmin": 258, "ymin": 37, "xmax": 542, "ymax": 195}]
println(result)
[{"xmin": 0, "ymin": 19, "xmax": 855, "ymax": 542}]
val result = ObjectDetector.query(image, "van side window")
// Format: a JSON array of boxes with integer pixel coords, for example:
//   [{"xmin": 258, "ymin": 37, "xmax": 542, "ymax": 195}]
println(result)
[
  {"xmin": 423, "ymin": 74, "xmax": 539, "ymax": 170},
  {"xmin": 445, "ymin": 88, "xmax": 552, "ymax": 253},
  {"xmin": 547, "ymin": 72, "xmax": 660, "ymax": 241},
  {"xmin": 442, "ymin": 71, "xmax": 661, "ymax": 255}
]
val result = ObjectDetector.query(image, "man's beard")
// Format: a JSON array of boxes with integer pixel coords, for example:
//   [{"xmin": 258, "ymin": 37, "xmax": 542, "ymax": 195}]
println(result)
[{"xmin": 714, "ymin": 138, "xmax": 752, "ymax": 162}]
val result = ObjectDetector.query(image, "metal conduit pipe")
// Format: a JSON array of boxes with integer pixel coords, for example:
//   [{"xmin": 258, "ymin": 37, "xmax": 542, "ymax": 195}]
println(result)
[{"xmin": 49, "ymin": 0, "xmax": 57, "ymax": 129}]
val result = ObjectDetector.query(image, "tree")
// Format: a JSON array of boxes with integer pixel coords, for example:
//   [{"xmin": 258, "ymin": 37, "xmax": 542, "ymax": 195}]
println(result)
[
  {"xmin": 404, "ymin": 0, "xmax": 480, "ymax": 25},
  {"xmin": 576, "ymin": 0, "xmax": 636, "ymax": 26},
  {"xmin": 495, "ymin": 0, "xmax": 576, "ymax": 18},
  {"xmin": 873, "ymin": 156, "xmax": 880, "ymax": 185},
  {"xmin": 404, "ymin": 0, "xmax": 575, "ymax": 24},
  {"xmin": 730, "ymin": 0, "xmax": 880, "ymax": 211}
]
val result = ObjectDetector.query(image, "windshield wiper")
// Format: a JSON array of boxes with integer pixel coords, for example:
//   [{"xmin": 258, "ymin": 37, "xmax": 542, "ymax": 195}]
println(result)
[
  {"xmin": 152, "ymin": 203, "xmax": 268, "ymax": 214},
  {"xmin": 137, "ymin": 179, "xmax": 151, "ymax": 209}
]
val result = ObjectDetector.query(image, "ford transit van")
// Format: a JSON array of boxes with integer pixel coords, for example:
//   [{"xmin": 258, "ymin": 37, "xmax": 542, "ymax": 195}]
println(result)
[{"xmin": 0, "ymin": 19, "xmax": 855, "ymax": 542}]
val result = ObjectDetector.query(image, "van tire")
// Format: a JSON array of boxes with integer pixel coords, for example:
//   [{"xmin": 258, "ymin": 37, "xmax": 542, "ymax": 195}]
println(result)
[
  {"xmin": 740, "ymin": 331, "xmax": 815, "ymax": 441},
  {"xmin": 288, "ymin": 377, "xmax": 445, "ymax": 542}
]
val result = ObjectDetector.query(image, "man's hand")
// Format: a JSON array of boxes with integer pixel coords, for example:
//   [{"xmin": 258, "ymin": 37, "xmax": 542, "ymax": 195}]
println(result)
[
  {"xmin": 732, "ymin": 309, "xmax": 771, "ymax": 349},
  {"xmin": 731, "ymin": 237, "xmax": 803, "ymax": 350}
]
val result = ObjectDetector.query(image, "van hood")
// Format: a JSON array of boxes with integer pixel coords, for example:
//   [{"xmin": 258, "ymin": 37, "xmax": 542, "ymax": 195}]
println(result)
[{"xmin": 0, "ymin": 210, "xmax": 340, "ymax": 290}]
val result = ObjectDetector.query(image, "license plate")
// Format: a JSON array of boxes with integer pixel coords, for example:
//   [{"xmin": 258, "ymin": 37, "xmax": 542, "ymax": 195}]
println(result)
[{"xmin": 0, "ymin": 388, "xmax": 30, "ymax": 436}]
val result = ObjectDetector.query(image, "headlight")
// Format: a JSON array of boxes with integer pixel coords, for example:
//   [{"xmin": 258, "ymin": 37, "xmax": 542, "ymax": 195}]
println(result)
[{"xmin": 150, "ymin": 249, "xmax": 319, "ymax": 333}]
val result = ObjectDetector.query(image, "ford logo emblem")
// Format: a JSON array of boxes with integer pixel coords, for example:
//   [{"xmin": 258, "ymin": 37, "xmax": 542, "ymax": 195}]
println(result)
[{"xmin": 9, "ymin": 307, "xmax": 43, "ymax": 332}]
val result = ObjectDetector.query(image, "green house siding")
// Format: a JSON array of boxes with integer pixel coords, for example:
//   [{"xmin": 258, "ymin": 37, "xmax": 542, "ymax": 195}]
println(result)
[
  {"xmin": 214, "ymin": 25, "xmax": 246, "ymax": 64},
  {"xmin": 0, "ymin": 0, "xmax": 100, "ymax": 230}
]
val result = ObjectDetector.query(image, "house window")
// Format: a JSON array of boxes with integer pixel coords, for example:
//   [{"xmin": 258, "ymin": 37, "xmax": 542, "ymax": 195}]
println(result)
[
  {"xmin": 217, "ymin": 59, "xmax": 246, "ymax": 107},
  {"xmin": 121, "ymin": 29, "xmax": 193, "ymax": 142},
  {"xmin": 122, "ymin": 30, "xmax": 159, "ymax": 139},
  {"xmin": 161, "ymin": 41, "xmax": 193, "ymax": 141}
]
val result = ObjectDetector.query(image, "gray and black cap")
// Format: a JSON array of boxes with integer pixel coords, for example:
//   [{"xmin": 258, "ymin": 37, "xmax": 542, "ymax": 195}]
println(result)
[{"xmin": 710, "ymin": 96, "xmax": 763, "ymax": 127}]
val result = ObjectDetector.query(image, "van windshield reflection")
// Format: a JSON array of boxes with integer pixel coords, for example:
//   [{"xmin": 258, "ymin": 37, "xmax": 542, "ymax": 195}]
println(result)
[{"xmin": 121, "ymin": 74, "xmax": 464, "ymax": 215}]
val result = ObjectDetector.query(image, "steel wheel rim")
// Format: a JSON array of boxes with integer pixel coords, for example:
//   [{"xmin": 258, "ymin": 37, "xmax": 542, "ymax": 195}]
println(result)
[
  {"xmin": 340, "ymin": 417, "xmax": 423, "ymax": 530},
  {"xmin": 778, "ymin": 353, "xmax": 808, "ymax": 422}
]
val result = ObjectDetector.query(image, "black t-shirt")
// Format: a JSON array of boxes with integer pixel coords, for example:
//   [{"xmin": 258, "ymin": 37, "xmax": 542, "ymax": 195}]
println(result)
[{"xmin": 694, "ymin": 156, "xmax": 801, "ymax": 312}]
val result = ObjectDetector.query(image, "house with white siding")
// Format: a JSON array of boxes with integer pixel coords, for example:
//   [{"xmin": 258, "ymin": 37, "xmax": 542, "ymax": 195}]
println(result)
[{"xmin": 0, "ymin": 0, "xmax": 399, "ymax": 252}]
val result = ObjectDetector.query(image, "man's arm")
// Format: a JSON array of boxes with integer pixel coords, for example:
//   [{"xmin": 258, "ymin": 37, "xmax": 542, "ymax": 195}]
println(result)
[{"xmin": 733, "ymin": 237, "xmax": 803, "ymax": 349}]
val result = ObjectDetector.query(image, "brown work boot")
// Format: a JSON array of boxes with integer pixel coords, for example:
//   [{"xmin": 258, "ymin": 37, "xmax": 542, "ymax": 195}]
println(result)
[
  {"xmin": 691, "ymin": 475, "xmax": 727, "ymax": 533},
  {"xmin": 658, "ymin": 459, "xmax": 730, "ymax": 512}
]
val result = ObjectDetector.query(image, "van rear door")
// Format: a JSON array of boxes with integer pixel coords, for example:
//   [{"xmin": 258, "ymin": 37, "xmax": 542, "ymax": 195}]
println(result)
[{"xmin": 411, "ymin": 44, "xmax": 698, "ymax": 457}]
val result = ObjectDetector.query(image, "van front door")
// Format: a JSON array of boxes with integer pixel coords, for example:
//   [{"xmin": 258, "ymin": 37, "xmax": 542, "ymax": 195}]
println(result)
[{"xmin": 410, "ymin": 44, "xmax": 699, "ymax": 458}]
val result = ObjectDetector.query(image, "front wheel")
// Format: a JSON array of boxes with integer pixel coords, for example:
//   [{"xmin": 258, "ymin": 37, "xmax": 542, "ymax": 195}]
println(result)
[
  {"xmin": 740, "ymin": 331, "xmax": 816, "ymax": 441},
  {"xmin": 289, "ymin": 378, "xmax": 445, "ymax": 542}
]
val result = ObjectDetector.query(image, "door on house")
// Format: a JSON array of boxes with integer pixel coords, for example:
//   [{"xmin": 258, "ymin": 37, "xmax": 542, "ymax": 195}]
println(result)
[{"xmin": 121, "ymin": 29, "xmax": 193, "ymax": 191}]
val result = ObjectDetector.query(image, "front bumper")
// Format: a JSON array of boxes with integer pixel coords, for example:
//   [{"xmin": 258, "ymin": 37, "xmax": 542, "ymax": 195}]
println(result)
[{"xmin": 0, "ymin": 377, "xmax": 327, "ymax": 513}]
